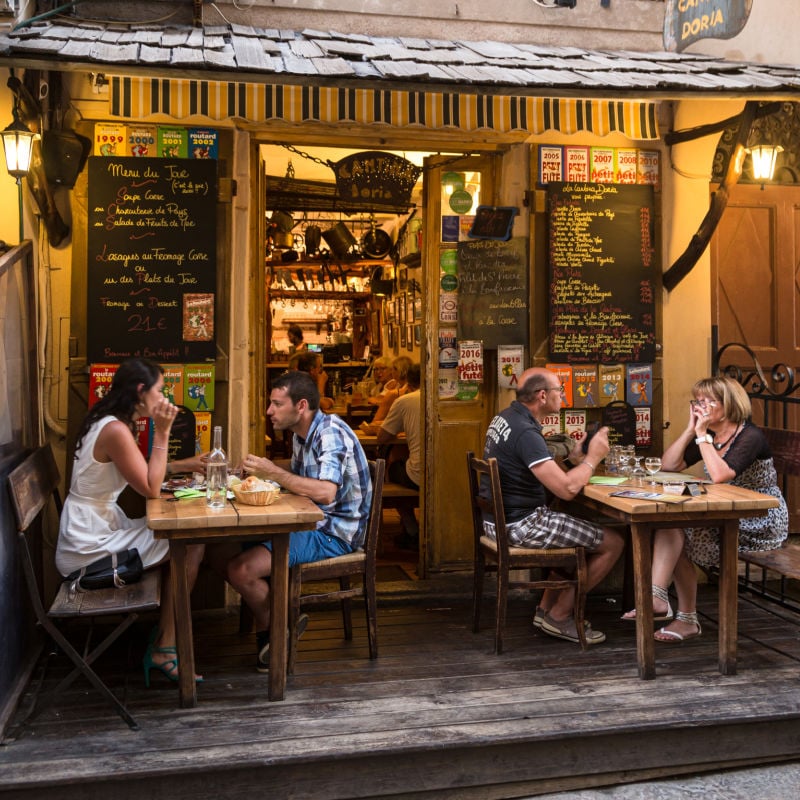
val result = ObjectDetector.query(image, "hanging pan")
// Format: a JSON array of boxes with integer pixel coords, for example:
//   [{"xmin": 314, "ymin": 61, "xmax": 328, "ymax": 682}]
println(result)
[{"xmin": 322, "ymin": 221, "xmax": 357, "ymax": 257}]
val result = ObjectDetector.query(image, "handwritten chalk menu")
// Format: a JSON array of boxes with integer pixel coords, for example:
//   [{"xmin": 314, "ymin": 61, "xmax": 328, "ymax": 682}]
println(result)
[
  {"xmin": 548, "ymin": 182, "xmax": 656, "ymax": 363},
  {"xmin": 87, "ymin": 157, "xmax": 217, "ymax": 362},
  {"xmin": 457, "ymin": 237, "xmax": 528, "ymax": 349}
]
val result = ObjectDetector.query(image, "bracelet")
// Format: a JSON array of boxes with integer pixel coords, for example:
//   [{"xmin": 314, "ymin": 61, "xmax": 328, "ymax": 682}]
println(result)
[
  {"xmin": 583, "ymin": 460, "xmax": 596, "ymax": 472},
  {"xmin": 152, "ymin": 445, "xmax": 167, "ymax": 451}
]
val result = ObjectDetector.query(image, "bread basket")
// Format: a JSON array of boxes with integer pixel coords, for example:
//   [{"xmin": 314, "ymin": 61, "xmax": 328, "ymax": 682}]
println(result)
[{"xmin": 231, "ymin": 481, "xmax": 281, "ymax": 506}]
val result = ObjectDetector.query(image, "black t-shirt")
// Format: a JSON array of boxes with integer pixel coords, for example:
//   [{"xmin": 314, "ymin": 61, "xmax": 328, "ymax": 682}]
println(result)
[
  {"xmin": 683, "ymin": 420, "xmax": 770, "ymax": 476},
  {"xmin": 482, "ymin": 401, "xmax": 552, "ymax": 523}
]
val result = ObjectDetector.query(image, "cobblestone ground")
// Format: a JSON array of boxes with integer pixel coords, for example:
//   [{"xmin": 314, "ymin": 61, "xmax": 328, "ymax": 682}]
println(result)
[{"xmin": 530, "ymin": 762, "xmax": 800, "ymax": 800}]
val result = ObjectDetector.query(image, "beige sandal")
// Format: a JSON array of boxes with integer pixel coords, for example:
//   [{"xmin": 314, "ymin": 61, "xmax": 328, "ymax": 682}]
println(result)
[
  {"xmin": 621, "ymin": 584, "xmax": 674, "ymax": 623},
  {"xmin": 654, "ymin": 611, "xmax": 702, "ymax": 643}
]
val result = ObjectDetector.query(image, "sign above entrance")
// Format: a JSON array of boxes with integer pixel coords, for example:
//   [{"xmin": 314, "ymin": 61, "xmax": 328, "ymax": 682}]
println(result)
[
  {"xmin": 332, "ymin": 151, "xmax": 422, "ymax": 210},
  {"xmin": 663, "ymin": 0, "xmax": 753, "ymax": 52}
]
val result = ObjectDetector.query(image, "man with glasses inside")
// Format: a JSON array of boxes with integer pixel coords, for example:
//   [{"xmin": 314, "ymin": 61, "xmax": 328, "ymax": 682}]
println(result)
[{"xmin": 482, "ymin": 367, "xmax": 625, "ymax": 645}]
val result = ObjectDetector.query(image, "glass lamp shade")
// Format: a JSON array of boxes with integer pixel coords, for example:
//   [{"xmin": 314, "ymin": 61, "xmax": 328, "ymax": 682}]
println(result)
[
  {"xmin": 2, "ymin": 119, "xmax": 36, "ymax": 181},
  {"xmin": 747, "ymin": 144, "xmax": 783, "ymax": 182}
]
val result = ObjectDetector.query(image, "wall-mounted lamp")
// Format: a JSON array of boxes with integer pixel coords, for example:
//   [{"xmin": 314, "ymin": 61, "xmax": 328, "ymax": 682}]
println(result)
[
  {"xmin": 1, "ymin": 104, "xmax": 37, "ymax": 242},
  {"xmin": 746, "ymin": 143, "xmax": 783, "ymax": 183}
]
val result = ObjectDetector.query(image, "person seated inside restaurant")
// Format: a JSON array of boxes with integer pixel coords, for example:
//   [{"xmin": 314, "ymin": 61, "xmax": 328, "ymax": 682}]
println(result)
[
  {"xmin": 287, "ymin": 323, "xmax": 307, "ymax": 355},
  {"xmin": 377, "ymin": 363, "xmax": 421, "ymax": 549},
  {"xmin": 482, "ymin": 367, "xmax": 625, "ymax": 646},
  {"xmin": 223, "ymin": 370, "xmax": 373, "ymax": 672},
  {"xmin": 361, "ymin": 355, "xmax": 412, "ymax": 434},
  {"xmin": 290, "ymin": 351, "xmax": 334, "ymax": 411},
  {"xmin": 622, "ymin": 376, "xmax": 788, "ymax": 643},
  {"xmin": 367, "ymin": 355, "xmax": 392, "ymax": 397}
]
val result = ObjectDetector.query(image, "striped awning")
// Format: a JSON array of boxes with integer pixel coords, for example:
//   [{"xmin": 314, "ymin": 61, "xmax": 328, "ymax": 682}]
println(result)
[{"xmin": 110, "ymin": 77, "xmax": 659, "ymax": 140}]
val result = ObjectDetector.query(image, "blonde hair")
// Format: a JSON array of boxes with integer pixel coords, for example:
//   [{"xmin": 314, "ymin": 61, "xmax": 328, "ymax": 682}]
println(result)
[
  {"xmin": 693, "ymin": 376, "xmax": 751, "ymax": 423},
  {"xmin": 391, "ymin": 355, "xmax": 413, "ymax": 382}
]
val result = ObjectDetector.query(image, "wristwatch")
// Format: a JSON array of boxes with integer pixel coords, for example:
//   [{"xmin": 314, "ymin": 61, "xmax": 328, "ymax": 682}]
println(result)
[{"xmin": 695, "ymin": 434, "xmax": 713, "ymax": 445}]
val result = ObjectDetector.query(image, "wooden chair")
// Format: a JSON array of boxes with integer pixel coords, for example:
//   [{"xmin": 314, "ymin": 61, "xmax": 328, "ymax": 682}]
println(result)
[
  {"xmin": 287, "ymin": 459, "xmax": 385, "ymax": 674},
  {"xmin": 8, "ymin": 444, "xmax": 161, "ymax": 731},
  {"xmin": 467, "ymin": 451, "xmax": 589, "ymax": 653}
]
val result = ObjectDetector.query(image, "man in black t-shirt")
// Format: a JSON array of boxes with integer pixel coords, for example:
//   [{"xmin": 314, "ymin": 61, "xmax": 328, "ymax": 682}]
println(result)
[{"xmin": 482, "ymin": 367, "xmax": 625, "ymax": 645}]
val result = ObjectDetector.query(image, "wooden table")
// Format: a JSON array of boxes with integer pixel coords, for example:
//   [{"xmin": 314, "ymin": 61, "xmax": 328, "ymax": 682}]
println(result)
[
  {"xmin": 575, "ymin": 482, "xmax": 779, "ymax": 679},
  {"xmin": 147, "ymin": 494, "xmax": 323, "ymax": 707}
]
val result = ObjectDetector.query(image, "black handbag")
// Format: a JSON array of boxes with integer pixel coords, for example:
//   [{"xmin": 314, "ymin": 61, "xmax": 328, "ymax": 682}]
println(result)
[{"xmin": 66, "ymin": 548, "xmax": 144, "ymax": 593}]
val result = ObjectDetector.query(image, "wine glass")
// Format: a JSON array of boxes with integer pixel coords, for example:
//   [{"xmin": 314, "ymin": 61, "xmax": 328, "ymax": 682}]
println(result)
[
  {"xmin": 631, "ymin": 456, "xmax": 648, "ymax": 487},
  {"xmin": 644, "ymin": 456, "xmax": 662, "ymax": 486}
]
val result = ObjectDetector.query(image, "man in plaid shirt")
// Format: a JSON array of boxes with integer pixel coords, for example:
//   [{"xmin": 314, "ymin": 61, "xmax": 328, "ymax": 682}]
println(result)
[{"xmin": 228, "ymin": 371, "xmax": 372, "ymax": 671}]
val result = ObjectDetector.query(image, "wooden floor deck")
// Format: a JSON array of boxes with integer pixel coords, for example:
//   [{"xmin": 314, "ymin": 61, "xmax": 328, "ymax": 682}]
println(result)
[{"xmin": 3, "ymin": 538, "xmax": 800, "ymax": 799}]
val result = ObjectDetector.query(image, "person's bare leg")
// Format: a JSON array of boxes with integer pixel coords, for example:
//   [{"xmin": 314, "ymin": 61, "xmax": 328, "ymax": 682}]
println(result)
[
  {"xmin": 227, "ymin": 545, "xmax": 274, "ymax": 631},
  {"xmin": 622, "ymin": 528, "xmax": 685, "ymax": 619},
  {"xmin": 548, "ymin": 528, "xmax": 625, "ymax": 620},
  {"xmin": 655, "ymin": 547, "xmax": 701, "ymax": 640}
]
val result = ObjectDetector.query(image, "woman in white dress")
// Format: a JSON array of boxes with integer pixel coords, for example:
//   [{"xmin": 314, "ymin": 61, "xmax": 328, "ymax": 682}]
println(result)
[{"xmin": 57, "ymin": 358, "xmax": 205, "ymax": 685}]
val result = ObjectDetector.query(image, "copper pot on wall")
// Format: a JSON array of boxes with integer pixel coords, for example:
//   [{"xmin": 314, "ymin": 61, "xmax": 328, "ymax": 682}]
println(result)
[
  {"xmin": 322, "ymin": 221, "xmax": 357, "ymax": 257},
  {"xmin": 268, "ymin": 224, "xmax": 294, "ymax": 249},
  {"xmin": 361, "ymin": 227, "xmax": 392, "ymax": 259},
  {"xmin": 305, "ymin": 225, "xmax": 322, "ymax": 255},
  {"xmin": 271, "ymin": 210, "xmax": 295, "ymax": 233}
]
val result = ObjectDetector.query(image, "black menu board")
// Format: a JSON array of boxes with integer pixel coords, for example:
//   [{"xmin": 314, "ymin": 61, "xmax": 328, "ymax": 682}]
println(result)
[
  {"xmin": 457, "ymin": 237, "xmax": 528, "ymax": 349},
  {"xmin": 87, "ymin": 157, "xmax": 217, "ymax": 363},
  {"xmin": 548, "ymin": 182, "xmax": 656, "ymax": 363}
]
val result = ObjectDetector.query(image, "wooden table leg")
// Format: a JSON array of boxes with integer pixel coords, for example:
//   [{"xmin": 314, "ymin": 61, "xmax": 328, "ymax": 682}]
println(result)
[
  {"xmin": 170, "ymin": 541, "xmax": 198, "ymax": 708},
  {"xmin": 268, "ymin": 534, "xmax": 289, "ymax": 701},
  {"xmin": 718, "ymin": 519, "xmax": 739, "ymax": 675},
  {"xmin": 630, "ymin": 523, "xmax": 655, "ymax": 680}
]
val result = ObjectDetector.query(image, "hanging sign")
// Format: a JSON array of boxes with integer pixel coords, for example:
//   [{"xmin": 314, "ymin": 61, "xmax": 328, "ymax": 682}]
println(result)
[
  {"xmin": 333, "ymin": 151, "xmax": 421, "ymax": 209},
  {"xmin": 663, "ymin": 0, "xmax": 753, "ymax": 52}
]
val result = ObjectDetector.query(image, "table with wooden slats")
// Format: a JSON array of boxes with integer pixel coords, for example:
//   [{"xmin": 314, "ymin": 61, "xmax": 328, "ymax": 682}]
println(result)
[
  {"xmin": 147, "ymin": 493, "xmax": 323, "ymax": 707},
  {"xmin": 576, "ymin": 482, "xmax": 779, "ymax": 680}
]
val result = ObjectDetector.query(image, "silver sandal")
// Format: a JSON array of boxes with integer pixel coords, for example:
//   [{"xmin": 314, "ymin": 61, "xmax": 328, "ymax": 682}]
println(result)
[{"xmin": 621, "ymin": 584, "xmax": 674, "ymax": 622}]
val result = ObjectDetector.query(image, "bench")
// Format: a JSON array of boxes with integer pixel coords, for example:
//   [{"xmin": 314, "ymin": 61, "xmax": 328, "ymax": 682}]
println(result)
[
  {"xmin": 8, "ymin": 444, "xmax": 161, "ymax": 731},
  {"xmin": 737, "ymin": 426, "xmax": 800, "ymax": 612}
]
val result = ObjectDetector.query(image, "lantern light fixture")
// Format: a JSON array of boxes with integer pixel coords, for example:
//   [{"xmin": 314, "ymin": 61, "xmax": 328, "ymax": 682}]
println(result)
[
  {"xmin": 2, "ymin": 100, "xmax": 37, "ymax": 242},
  {"xmin": 746, "ymin": 143, "xmax": 783, "ymax": 183}
]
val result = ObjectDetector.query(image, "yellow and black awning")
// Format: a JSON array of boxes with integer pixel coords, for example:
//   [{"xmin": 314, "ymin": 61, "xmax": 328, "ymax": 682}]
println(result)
[{"xmin": 110, "ymin": 77, "xmax": 659, "ymax": 139}]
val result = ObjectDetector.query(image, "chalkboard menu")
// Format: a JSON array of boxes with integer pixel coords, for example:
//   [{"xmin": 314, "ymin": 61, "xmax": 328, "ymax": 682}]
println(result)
[
  {"xmin": 457, "ymin": 237, "xmax": 528, "ymax": 349},
  {"xmin": 87, "ymin": 157, "xmax": 218, "ymax": 362},
  {"xmin": 548, "ymin": 182, "xmax": 656, "ymax": 363}
]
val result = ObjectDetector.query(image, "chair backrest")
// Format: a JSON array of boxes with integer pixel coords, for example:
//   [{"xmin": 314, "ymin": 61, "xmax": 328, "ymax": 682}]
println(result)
[
  {"xmin": 363, "ymin": 458, "xmax": 386, "ymax": 562},
  {"xmin": 466, "ymin": 451, "xmax": 510, "ymax": 564},
  {"xmin": 8, "ymin": 444, "xmax": 62, "ymax": 620}
]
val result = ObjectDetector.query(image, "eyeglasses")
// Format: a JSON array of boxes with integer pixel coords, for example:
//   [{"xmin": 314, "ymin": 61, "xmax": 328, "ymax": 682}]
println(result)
[
  {"xmin": 544, "ymin": 385, "xmax": 564, "ymax": 393},
  {"xmin": 691, "ymin": 398, "xmax": 717, "ymax": 408}
]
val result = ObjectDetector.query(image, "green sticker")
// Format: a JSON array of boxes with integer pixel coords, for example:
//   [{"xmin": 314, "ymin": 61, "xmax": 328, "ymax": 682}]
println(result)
[
  {"xmin": 442, "ymin": 171, "xmax": 465, "ymax": 192},
  {"xmin": 440, "ymin": 250, "xmax": 457, "ymax": 272},
  {"xmin": 449, "ymin": 189, "xmax": 473, "ymax": 214},
  {"xmin": 440, "ymin": 273, "xmax": 459, "ymax": 292}
]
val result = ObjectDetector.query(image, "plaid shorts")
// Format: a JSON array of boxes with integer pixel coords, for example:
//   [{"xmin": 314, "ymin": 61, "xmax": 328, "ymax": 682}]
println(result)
[{"xmin": 483, "ymin": 506, "xmax": 604, "ymax": 550}]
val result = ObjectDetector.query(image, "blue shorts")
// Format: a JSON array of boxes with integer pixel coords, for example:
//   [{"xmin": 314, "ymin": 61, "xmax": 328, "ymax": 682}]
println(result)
[{"xmin": 258, "ymin": 529, "xmax": 352, "ymax": 566}]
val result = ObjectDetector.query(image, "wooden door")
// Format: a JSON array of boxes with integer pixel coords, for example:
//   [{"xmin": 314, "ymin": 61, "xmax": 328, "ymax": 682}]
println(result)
[
  {"xmin": 423, "ymin": 155, "xmax": 500, "ymax": 573},
  {"xmin": 711, "ymin": 184, "xmax": 800, "ymax": 522}
]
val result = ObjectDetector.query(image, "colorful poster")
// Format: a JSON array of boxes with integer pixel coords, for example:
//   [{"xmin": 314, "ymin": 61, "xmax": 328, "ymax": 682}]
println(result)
[
  {"xmin": 183, "ymin": 364, "xmax": 215, "ymax": 412},
  {"xmin": 626, "ymin": 362, "xmax": 653, "ymax": 407},
  {"xmin": 564, "ymin": 146, "xmax": 590, "ymax": 182},
  {"xmin": 590, "ymin": 147, "xmax": 615, "ymax": 183},
  {"xmin": 183, "ymin": 293, "xmax": 215, "ymax": 342},
  {"xmin": 598, "ymin": 363, "xmax": 625, "ymax": 405},
  {"xmin": 194, "ymin": 411, "xmax": 212, "ymax": 454},
  {"xmin": 93, "ymin": 122, "xmax": 127, "ymax": 156},
  {"xmin": 637, "ymin": 150, "xmax": 660, "ymax": 186},
  {"xmin": 161, "ymin": 364, "xmax": 184, "ymax": 405},
  {"xmin": 546, "ymin": 363, "xmax": 573, "ymax": 409},
  {"xmin": 497, "ymin": 345, "xmax": 524, "ymax": 389},
  {"xmin": 457, "ymin": 340, "xmax": 483, "ymax": 383},
  {"xmin": 135, "ymin": 417, "xmax": 151, "ymax": 458},
  {"xmin": 540, "ymin": 412, "xmax": 562, "ymax": 437},
  {"xmin": 88, "ymin": 363, "xmax": 118, "ymax": 407},
  {"xmin": 127, "ymin": 125, "xmax": 156, "ymax": 157},
  {"xmin": 616, "ymin": 148, "xmax": 639, "ymax": 184},
  {"xmin": 438, "ymin": 327, "xmax": 458, "ymax": 368},
  {"xmin": 188, "ymin": 128, "xmax": 219, "ymax": 159},
  {"xmin": 539, "ymin": 145, "xmax": 564, "ymax": 184},
  {"xmin": 635, "ymin": 406, "xmax": 653, "ymax": 448},
  {"xmin": 439, "ymin": 293, "xmax": 458, "ymax": 324},
  {"xmin": 563, "ymin": 408, "xmax": 587, "ymax": 450},
  {"xmin": 158, "ymin": 126, "xmax": 189, "ymax": 158},
  {"xmin": 572, "ymin": 364, "xmax": 599, "ymax": 409}
]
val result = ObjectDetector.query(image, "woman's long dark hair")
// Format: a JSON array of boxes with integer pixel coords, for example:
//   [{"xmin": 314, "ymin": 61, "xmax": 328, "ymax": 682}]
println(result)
[{"xmin": 75, "ymin": 358, "xmax": 164, "ymax": 455}]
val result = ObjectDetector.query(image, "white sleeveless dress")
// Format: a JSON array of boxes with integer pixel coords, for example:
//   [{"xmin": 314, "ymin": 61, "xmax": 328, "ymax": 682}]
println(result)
[{"xmin": 55, "ymin": 416, "xmax": 169, "ymax": 576}]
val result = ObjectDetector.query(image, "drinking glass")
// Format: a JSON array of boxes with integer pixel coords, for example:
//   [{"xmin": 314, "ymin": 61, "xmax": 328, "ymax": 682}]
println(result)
[
  {"xmin": 631, "ymin": 456, "xmax": 647, "ymax": 487},
  {"xmin": 644, "ymin": 456, "xmax": 662, "ymax": 486},
  {"xmin": 619, "ymin": 446, "xmax": 635, "ymax": 478}
]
